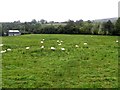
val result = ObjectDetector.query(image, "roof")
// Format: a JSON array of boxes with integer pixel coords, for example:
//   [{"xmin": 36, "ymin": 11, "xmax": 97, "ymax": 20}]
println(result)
[{"xmin": 8, "ymin": 30, "xmax": 20, "ymax": 33}]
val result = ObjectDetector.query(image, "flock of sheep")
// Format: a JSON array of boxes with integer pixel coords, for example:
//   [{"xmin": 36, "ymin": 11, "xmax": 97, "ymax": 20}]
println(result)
[
  {"xmin": 24, "ymin": 39, "xmax": 66, "ymax": 51},
  {"xmin": 0, "ymin": 44, "xmax": 11, "ymax": 53},
  {"xmin": 41, "ymin": 39, "xmax": 66, "ymax": 51},
  {"xmin": 40, "ymin": 39, "xmax": 89, "ymax": 51},
  {"xmin": 0, "ymin": 39, "xmax": 119, "ymax": 54}
]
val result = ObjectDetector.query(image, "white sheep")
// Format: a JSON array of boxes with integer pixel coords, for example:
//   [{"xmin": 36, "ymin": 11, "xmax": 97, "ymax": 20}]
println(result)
[
  {"xmin": 51, "ymin": 47, "xmax": 55, "ymax": 50},
  {"xmin": 41, "ymin": 46, "xmax": 44, "ymax": 49},
  {"xmin": 41, "ymin": 41, "xmax": 44, "ymax": 44},
  {"xmin": 0, "ymin": 50, "xmax": 6, "ymax": 53},
  {"xmin": 26, "ymin": 47, "xmax": 30, "ymax": 50},
  {"xmin": 116, "ymin": 40, "xmax": 119, "ymax": 43},
  {"xmin": 0, "ymin": 44, "xmax": 3, "ymax": 47},
  {"xmin": 57, "ymin": 40, "xmax": 59, "ymax": 43},
  {"xmin": 84, "ymin": 43, "xmax": 87, "ymax": 45},
  {"xmin": 7, "ymin": 48, "xmax": 12, "ymax": 51},
  {"xmin": 61, "ymin": 41, "xmax": 63, "ymax": 43},
  {"xmin": 61, "ymin": 48, "xmax": 65, "ymax": 51},
  {"xmin": 75, "ymin": 45, "xmax": 79, "ymax": 48}
]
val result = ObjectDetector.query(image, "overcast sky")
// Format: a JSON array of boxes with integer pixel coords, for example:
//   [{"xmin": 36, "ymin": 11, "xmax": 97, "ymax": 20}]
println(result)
[{"xmin": 0, "ymin": 0, "xmax": 119, "ymax": 22}]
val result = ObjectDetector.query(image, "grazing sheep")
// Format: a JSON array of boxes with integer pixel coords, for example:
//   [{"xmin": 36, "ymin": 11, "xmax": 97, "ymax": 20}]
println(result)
[
  {"xmin": 61, "ymin": 41, "xmax": 63, "ymax": 43},
  {"xmin": 51, "ymin": 47, "xmax": 55, "ymax": 51},
  {"xmin": 116, "ymin": 40, "xmax": 119, "ymax": 43},
  {"xmin": 0, "ymin": 44, "xmax": 3, "ymax": 47},
  {"xmin": 26, "ymin": 47, "xmax": 30, "ymax": 50},
  {"xmin": 0, "ymin": 50, "xmax": 6, "ymax": 53},
  {"xmin": 84, "ymin": 43, "xmax": 87, "ymax": 45},
  {"xmin": 41, "ymin": 41, "xmax": 44, "ymax": 44},
  {"xmin": 57, "ymin": 40, "xmax": 59, "ymax": 43},
  {"xmin": 61, "ymin": 48, "xmax": 65, "ymax": 51},
  {"xmin": 7, "ymin": 48, "xmax": 12, "ymax": 51},
  {"xmin": 75, "ymin": 45, "xmax": 79, "ymax": 48},
  {"xmin": 41, "ymin": 46, "xmax": 44, "ymax": 49}
]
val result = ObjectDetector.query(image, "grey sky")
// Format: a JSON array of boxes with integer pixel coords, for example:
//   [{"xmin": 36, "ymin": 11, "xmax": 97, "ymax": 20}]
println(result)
[{"xmin": 0, "ymin": 0, "xmax": 119, "ymax": 22}]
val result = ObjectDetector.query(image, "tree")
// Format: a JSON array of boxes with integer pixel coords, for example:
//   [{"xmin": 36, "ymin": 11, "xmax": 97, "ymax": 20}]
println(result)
[
  {"xmin": 39, "ymin": 19, "xmax": 47, "ymax": 24},
  {"xmin": 75, "ymin": 19, "xmax": 84, "ymax": 28},
  {"xmin": 115, "ymin": 17, "xmax": 120, "ymax": 35},
  {"xmin": 0, "ymin": 23, "xmax": 2, "ymax": 36},
  {"xmin": 107, "ymin": 20, "xmax": 114, "ymax": 35},
  {"xmin": 57, "ymin": 25, "xmax": 64, "ymax": 34},
  {"xmin": 31, "ymin": 19, "xmax": 37, "ymax": 24},
  {"xmin": 64, "ymin": 20, "xmax": 80, "ymax": 34},
  {"xmin": 102, "ymin": 20, "xmax": 114, "ymax": 35},
  {"xmin": 91, "ymin": 23, "xmax": 100, "ymax": 35},
  {"xmin": 14, "ymin": 20, "xmax": 21, "ymax": 23},
  {"xmin": 80, "ymin": 21, "xmax": 93, "ymax": 34},
  {"xmin": 67, "ymin": 19, "xmax": 75, "ymax": 26}
]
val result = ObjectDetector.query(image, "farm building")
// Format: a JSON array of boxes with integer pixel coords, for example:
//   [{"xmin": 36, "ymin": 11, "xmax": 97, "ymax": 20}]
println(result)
[{"xmin": 8, "ymin": 30, "xmax": 21, "ymax": 36}]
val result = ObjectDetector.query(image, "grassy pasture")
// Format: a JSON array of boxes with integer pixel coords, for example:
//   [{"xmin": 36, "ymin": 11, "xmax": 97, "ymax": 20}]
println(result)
[{"xmin": 1, "ymin": 34, "xmax": 119, "ymax": 88}]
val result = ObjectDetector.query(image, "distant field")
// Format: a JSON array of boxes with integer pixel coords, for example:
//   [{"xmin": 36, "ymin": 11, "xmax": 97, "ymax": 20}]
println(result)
[{"xmin": 1, "ymin": 34, "xmax": 119, "ymax": 88}]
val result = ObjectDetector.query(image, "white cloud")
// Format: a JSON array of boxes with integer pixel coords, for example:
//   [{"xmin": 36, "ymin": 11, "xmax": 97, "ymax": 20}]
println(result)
[{"xmin": 0, "ymin": 0, "xmax": 119, "ymax": 22}]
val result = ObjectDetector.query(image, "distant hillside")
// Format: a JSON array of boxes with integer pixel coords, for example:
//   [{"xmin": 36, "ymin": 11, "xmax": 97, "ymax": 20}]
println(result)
[{"xmin": 93, "ymin": 17, "xmax": 118, "ymax": 23}]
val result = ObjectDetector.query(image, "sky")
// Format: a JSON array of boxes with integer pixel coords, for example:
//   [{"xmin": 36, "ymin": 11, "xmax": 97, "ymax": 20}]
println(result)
[{"xmin": 0, "ymin": 0, "xmax": 119, "ymax": 22}]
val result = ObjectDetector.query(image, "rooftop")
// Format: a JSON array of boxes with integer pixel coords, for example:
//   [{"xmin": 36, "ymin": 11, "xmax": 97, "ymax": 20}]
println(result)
[{"xmin": 8, "ymin": 30, "xmax": 20, "ymax": 32}]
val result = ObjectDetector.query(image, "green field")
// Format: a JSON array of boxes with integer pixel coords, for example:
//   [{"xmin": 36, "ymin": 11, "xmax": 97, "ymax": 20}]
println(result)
[{"xmin": 1, "ymin": 34, "xmax": 119, "ymax": 88}]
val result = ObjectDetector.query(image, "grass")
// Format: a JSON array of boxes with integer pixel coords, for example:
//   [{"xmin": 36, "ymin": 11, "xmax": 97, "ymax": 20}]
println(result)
[{"xmin": 1, "ymin": 34, "xmax": 119, "ymax": 88}]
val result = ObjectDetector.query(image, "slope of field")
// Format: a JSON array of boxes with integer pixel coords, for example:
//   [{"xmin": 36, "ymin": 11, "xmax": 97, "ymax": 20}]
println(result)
[{"xmin": 1, "ymin": 34, "xmax": 119, "ymax": 88}]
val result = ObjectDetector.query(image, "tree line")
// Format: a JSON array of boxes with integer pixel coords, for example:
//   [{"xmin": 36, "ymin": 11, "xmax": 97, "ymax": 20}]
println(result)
[{"xmin": 1, "ymin": 18, "xmax": 120, "ymax": 36}]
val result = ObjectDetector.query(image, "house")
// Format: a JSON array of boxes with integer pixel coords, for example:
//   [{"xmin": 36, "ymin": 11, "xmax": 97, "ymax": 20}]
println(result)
[{"xmin": 8, "ymin": 30, "xmax": 21, "ymax": 36}]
